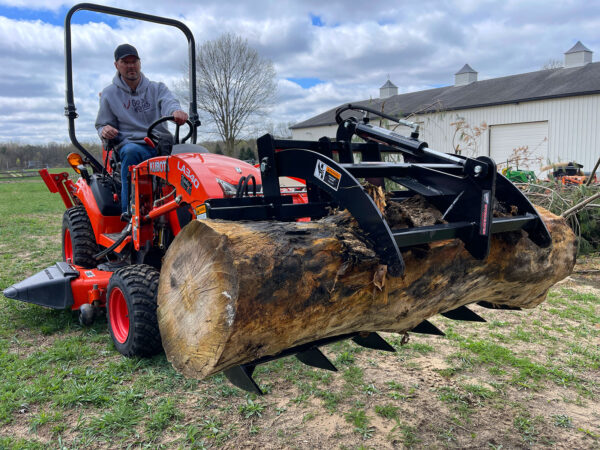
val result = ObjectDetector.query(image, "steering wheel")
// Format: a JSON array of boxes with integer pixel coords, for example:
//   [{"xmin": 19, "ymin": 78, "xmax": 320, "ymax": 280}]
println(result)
[{"xmin": 146, "ymin": 115, "xmax": 194, "ymax": 145}]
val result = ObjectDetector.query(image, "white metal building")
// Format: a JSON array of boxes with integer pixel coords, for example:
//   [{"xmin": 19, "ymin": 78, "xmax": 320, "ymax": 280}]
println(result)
[{"xmin": 290, "ymin": 42, "xmax": 600, "ymax": 175}]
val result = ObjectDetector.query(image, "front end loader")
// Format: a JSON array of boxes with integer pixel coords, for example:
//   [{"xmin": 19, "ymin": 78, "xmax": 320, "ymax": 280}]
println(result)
[{"xmin": 3, "ymin": 4, "xmax": 576, "ymax": 395}]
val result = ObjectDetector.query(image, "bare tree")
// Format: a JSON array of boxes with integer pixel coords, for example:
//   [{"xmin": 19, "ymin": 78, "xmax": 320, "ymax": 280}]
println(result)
[
  {"xmin": 185, "ymin": 33, "xmax": 277, "ymax": 155},
  {"xmin": 541, "ymin": 59, "xmax": 563, "ymax": 70}
]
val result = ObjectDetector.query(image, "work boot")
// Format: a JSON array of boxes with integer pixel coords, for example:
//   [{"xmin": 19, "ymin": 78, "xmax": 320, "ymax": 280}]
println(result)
[{"xmin": 120, "ymin": 212, "xmax": 131, "ymax": 223}]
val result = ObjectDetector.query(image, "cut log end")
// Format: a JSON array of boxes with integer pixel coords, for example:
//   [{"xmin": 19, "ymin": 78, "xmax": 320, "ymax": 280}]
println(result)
[{"xmin": 158, "ymin": 221, "xmax": 239, "ymax": 378}]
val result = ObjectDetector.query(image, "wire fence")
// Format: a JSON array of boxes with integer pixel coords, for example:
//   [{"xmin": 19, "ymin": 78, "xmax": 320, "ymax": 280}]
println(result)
[{"xmin": 0, "ymin": 170, "xmax": 42, "ymax": 181}]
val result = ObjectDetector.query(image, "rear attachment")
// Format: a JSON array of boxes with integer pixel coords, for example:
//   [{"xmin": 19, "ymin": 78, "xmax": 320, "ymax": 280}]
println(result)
[
  {"xmin": 3, "ymin": 262, "xmax": 79, "ymax": 309},
  {"xmin": 3, "ymin": 262, "xmax": 112, "ymax": 310}
]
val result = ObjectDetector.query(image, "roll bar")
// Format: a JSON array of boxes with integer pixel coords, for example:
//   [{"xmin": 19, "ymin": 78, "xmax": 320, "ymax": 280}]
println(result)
[{"xmin": 64, "ymin": 3, "xmax": 200, "ymax": 173}]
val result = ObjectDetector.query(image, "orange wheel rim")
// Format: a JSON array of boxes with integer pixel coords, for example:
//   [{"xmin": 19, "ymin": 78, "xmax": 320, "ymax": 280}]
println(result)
[{"xmin": 109, "ymin": 287, "xmax": 129, "ymax": 343}]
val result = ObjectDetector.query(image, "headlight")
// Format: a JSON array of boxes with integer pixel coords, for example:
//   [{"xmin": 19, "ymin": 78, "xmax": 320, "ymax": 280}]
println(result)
[{"xmin": 216, "ymin": 178, "xmax": 237, "ymax": 197}]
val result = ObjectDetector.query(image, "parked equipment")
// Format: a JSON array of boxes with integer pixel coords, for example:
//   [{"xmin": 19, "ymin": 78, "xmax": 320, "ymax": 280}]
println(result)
[
  {"xmin": 541, "ymin": 161, "xmax": 598, "ymax": 185},
  {"xmin": 502, "ymin": 166, "xmax": 537, "ymax": 184},
  {"xmin": 4, "ymin": 4, "xmax": 559, "ymax": 394}
]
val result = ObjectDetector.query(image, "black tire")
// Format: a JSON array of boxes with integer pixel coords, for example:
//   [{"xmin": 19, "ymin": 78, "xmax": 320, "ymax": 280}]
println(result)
[
  {"xmin": 106, "ymin": 264, "xmax": 162, "ymax": 357},
  {"xmin": 62, "ymin": 206, "xmax": 98, "ymax": 268}
]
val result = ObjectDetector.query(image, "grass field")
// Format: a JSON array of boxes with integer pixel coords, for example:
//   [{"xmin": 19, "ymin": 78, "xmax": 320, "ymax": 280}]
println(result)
[{"xmin": 0, "ymin": 176, "xmax": 599, "ymax": 449}]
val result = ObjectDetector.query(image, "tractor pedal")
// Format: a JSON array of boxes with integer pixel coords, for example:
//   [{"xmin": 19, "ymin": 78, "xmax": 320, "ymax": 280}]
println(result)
[
  {"xmin": 477, "ymin": 301, "xmax": 521, "ymax": 311},
  {"xmin": 441, "ymin": 305, "xmax": 486, "ymax": 322},
  {"xmin": 296, "ymin": 347, "xmax": 337, "ymax": 371},
  {"xmin": 224, "ymin": 364, "xmax": 262, "ymax": 395},
  {"xmin": 411, "ymin": 320, "xmax": 445, "ymax": 336},
  {"xmin": 352, "ymin": 332, "xmax": 396, "ymax": 352}
]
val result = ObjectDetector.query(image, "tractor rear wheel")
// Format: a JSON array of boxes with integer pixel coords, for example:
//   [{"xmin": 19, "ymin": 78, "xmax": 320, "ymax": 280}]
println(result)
[
  {"xmin": 62, "ymin": 206, "xmax": 98, "ymax": 268},
  {"xmin": 106, "ymin": 264, "xmax": 162, "ymax": 357}
]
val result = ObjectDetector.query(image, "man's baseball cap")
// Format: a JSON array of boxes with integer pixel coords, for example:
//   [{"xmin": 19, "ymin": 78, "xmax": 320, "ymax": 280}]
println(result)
[{"xmin": 114, "ymin": 44, "xmax": 139, "ymax": 61}]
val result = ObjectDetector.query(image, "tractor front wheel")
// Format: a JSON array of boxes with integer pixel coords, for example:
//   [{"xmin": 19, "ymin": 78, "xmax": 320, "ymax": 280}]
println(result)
[
  {"xmin": 62, "ymin": 206, "xmax": 98, "ymax": 268},
  {"xmin": 106, "ymin": 265, "xmax": 162, "ymax": 357}
]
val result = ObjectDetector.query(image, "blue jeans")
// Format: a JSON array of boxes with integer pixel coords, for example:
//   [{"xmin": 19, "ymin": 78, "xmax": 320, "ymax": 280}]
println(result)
[{"xmin": 119, "ymin": 143, "xmax": 156, "ymax": 213}]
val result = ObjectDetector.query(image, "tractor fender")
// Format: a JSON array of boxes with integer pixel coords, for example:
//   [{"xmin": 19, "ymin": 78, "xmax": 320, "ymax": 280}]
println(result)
[{"xmin": 73, "ymin": 177, "xmax": 122, "ymax": 240}]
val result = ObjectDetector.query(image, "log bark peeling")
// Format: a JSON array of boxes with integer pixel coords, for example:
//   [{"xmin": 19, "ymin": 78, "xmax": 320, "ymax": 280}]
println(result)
[{"xmin": 157, "ymin": 206, "xmax": 576, "ymax": 380}]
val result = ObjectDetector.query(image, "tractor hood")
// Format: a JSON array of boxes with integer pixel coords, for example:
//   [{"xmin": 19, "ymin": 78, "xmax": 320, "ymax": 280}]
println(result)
[
  {"xmin": 198, "ymin": 153, "xmax": 260, "ymax": 186},
  {"xmin": 172, "ymin": 151, "xmax": 262, "ymax": 200}
]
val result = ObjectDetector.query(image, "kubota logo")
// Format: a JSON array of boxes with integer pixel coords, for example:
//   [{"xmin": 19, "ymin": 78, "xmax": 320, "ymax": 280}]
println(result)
[
  {"xmin": 177, "ymin": 161, "xmax": 200, "ymax": 189},
  {"xmin": 149, "ymin": 160, "xmax": 166, "ymax": 173}
]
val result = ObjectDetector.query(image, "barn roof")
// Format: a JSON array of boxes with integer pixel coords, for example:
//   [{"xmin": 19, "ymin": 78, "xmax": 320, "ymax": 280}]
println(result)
[{"xmin": 290, "ymin": 62, "xmax": 600, "ymax": 129}]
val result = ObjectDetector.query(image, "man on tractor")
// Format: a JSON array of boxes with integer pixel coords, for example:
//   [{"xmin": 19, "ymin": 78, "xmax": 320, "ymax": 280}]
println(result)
[{"xmin": 95, "ymin": 43, "xmax": 188, "ymax": 221}]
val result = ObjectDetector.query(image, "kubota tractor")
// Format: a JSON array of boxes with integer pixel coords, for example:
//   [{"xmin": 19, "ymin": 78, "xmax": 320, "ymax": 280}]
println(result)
[{"xmin": 4, "ymin": 4, "xmax": 564, "ymax": 394}]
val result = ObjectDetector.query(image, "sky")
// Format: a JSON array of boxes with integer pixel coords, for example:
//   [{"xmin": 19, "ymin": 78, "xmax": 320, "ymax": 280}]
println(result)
[{"xmin": 0, "ymin": 0, "xmax": 599, "ymax": 144}]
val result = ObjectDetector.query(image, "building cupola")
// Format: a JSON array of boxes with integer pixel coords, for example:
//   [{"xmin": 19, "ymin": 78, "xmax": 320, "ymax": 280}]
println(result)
[
  {"xmin": 564, "ymin": 41, "xmax": 592, "ymax": 68},
  {"xmin": 380, "ymin": 79, "xmax": 398, "ymax": 98},
  {"xmin": 455, "ymin": 64, "xmax": 478, "ymax": 86}
]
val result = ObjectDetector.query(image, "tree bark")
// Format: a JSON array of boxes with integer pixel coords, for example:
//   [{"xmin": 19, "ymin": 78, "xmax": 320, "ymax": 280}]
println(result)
[{"xmin": 157, "ymin": 206, "xmax": 576, "ymax": 380}]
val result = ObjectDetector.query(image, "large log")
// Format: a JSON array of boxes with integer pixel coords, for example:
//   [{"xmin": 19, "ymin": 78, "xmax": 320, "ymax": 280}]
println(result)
[{"xmin": 157, "ymin": 204, "xmax": 576, "ymax": 380}]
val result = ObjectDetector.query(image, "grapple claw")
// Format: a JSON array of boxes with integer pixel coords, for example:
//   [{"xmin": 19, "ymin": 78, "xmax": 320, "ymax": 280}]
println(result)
[
  {"xmin": 441, "ymin": 305, "xmax": 486, "ymax": 322},
  {"xmin": 411, "ymin": 320, "xmax": 445, "ymax": 336},
  {"xmin": 296, "ymin": 347, "xmax": 337, "ymax": 371},
  {"xmin": 352, "ymin": 332, "xmax": 396, "ymax": 352},
  {"xmin": 224, "ymin": 364, "xmax": 262, "ymax": 395}
]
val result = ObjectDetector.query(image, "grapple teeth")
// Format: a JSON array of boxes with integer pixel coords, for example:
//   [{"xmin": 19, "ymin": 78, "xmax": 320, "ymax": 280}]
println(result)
[
  {"xmin": 296, "ymin": 347, "xmax": 337, "ymax": 371},
  {"xmin": 477, "ymin": 301, "xmax": 522, "ymax": 311},
  {"xmin": 224, "ymin": 364, "xmax": 263, "ymax": 395},
  {"xmin": 441, "ymin": 305, "xmax": 486, "ymax": 322},
  {"xmin": 352, "ymin": 332, "xmax": 396, "ymax": 352},
  {"xmin": 411, "ymin": 320, "xmax": 445, "ymax": 336}
]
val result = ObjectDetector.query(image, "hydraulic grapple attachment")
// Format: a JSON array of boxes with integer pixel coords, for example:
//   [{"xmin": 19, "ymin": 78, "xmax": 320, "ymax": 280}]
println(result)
[
  {"xmin": 207, "ymin": 105, "xmax": 551, "ymax": 276},
  {"xmin": 202, "ymin": 104, "xmax": 552, "ymax": 393}
]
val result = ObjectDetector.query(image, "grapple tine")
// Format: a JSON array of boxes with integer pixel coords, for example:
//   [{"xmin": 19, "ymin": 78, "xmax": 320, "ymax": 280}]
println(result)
[
  {"xmin": 352, "ymin": 332, "xmax": 396, "ymax": 352},
  {"xmin": 411, "ymin": 320, "xmax": 445, "ymax": 336},
  {"xmin": 296, "ymin": 347, "xmax": 338, "ymax": 371},
  {"xmin": 477, "ymin": 301, "xmax": 522, "ymax": 311},
  {"xmin": 224, "ymin": 364, "xmax": 263, "ymax": 395},
  {"xmin": 441, "ymin": 305, "xmax": 486, "ymax": 322}
]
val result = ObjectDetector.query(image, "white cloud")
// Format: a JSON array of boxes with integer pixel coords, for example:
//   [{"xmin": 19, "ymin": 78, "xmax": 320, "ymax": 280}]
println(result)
[{"xmin": 0, "ymin": 1, "xmax": 599, "ymax": 144}]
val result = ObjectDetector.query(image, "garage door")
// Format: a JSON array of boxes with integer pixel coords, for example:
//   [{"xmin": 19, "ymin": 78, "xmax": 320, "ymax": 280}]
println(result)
[{"xmin": 489, "ymin": 121, "xmax": 548, "ymax": 172}]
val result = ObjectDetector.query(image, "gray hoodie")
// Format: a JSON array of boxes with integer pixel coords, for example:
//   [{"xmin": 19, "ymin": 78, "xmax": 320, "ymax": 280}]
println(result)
[{"xmin": 95, "ymin": 72, "xmax": 183, "ymax": 148}]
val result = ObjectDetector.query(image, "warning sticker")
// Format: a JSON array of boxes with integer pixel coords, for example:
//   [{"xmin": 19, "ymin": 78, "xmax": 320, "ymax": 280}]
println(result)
[
  {"xmin": 479, "ymin": 190, "xmax": 491, "ymax": 236},
  {"xmin": 195, "ymin": 204, "xmax": 207, "ymax": 219},
  {"xmin": 84, "ymin": 271, "xmax": 95, "ymax": 278},
  {"xmin": 314, "ymin": 160, "xmax": 341, "ymax": 191}
]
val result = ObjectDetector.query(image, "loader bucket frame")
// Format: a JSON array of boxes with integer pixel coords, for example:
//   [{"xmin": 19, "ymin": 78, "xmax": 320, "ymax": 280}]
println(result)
[{"xmin": 64, "ymin": 3, "xmax": 201, "ymax": 173}]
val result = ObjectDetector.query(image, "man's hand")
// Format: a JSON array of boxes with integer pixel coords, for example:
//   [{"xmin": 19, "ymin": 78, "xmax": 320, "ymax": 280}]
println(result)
[
  {"xmin": 173, "ymin": 110, "xmax": 189, "ymax": 125},
  {"xmin": 101, "ymin": 125, "xmax": 119, "ymax": 140}
]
